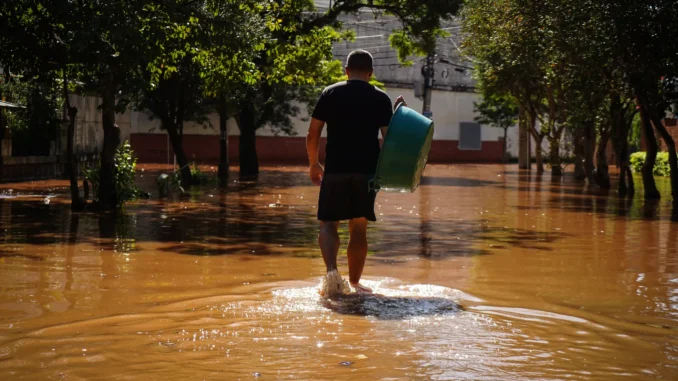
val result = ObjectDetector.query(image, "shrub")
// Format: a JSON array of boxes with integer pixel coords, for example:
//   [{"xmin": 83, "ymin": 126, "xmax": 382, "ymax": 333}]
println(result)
[
  {"xmin": 629, "ymin": 152, "xmax": 675, "ymax": 177},
  {"xmin": 189, "ymin": 164, "xmax": 212, "ymax": 185},
  {"xmin": 83, "ymin": 141, "xmax": 143, "ymax": 207}
]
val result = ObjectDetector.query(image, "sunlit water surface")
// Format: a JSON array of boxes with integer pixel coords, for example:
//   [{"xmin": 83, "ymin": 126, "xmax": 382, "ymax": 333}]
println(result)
[{"xmin": 1, "ymin": 165, "xmax": 677, "ymax": 380}]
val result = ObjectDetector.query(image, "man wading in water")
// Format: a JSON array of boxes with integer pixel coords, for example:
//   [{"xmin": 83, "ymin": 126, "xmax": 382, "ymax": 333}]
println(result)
[{"xmin": 306, "ymin": 49, "xmax": 406, "ymax": 296}]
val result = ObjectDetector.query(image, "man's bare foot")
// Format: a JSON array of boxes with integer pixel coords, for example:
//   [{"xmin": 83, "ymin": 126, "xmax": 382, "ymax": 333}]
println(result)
[
  {"xmin": 351, "ymin": 282, "xmax": 373, "ymax": 294},
  {"xmin": 319, "ymin": 270, "xmax": 351, "ymax": 298}
]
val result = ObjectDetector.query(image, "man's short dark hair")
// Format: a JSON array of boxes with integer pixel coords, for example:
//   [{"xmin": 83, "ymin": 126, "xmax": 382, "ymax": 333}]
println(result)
[{"xmin": 346, "ymin": 50, "xmax": 373, "ymax": 72}]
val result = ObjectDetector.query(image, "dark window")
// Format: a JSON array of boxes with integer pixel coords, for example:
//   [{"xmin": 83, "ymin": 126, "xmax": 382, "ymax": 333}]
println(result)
[{"xmin": 459, "ymin": 122, "xmax": 481, "ymax": 150}]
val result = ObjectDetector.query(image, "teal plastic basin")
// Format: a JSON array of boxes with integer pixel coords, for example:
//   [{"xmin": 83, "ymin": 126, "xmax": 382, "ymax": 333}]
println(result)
[{"xmin": 372, "ymin": 105, "xmax": 434, "ymax": 193}]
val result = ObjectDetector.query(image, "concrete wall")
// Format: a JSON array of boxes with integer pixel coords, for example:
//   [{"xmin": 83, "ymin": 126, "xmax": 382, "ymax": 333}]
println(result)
[
  {"xmin": 67, "ymin": 94, "xmax": 132, "ymax": 155},
  {"xmin": 130, "ymin": 88, "xmax": 503, "ymax": 142},
  {"xmin": 1, "ymin": 156, "xmax": 63, "ymax": 182},
  {"xmin": 129, "ymin": 86, "xmax": 505, "ymax": 164}
]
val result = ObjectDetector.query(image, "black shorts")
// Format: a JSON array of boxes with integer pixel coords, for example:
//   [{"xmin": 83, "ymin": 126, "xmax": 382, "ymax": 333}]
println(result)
[{"xmin": 318, "ymin": 173, "xmax": 377, "ymax": 222}]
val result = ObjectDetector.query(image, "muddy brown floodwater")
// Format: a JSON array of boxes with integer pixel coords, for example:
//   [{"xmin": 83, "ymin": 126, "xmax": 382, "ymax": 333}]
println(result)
[{"xmin": 0, "ymin": 164, "xmax": 677, "ymax": 380}]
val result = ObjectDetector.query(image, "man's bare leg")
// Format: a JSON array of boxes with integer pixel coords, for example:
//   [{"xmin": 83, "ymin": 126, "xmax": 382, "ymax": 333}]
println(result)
[
  {"xmin": 319, "ymin": 221, "xmax": 340, "ymax": 272},
  {"xmin": 348, "ymin": 218, "xmax": 372, "ymax": 293}
]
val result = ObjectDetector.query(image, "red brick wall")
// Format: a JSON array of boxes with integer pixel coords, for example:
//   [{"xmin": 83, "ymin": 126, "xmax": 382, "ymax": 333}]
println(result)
[
  {"xmin": 640, "ymin": 119, "xmax": 678, "ymax": 152},
  {"xmin": 427, "ymin": 140, "xmax": 503, "ymax": 163},
  {"xmin": 658, "ymin": 119, "xmax": 678, "ymax": 151},
  {"xmin": 130, "ymin": 134, "xmax": 326, "ymax": 164},
  {"xmin": 130, "ymin": 133, "xmax": 503, "ymax": 165}
]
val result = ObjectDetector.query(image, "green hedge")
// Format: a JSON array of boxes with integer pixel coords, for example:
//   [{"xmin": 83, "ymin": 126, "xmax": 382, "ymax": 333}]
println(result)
[{"xmin": 630, "ymin": 152, "xmax": 677, "ymax": 177}]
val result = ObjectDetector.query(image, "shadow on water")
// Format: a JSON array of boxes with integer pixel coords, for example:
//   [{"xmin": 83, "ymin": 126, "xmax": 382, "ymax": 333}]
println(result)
[
  {"xmin": 321, "ymin": 293, "xmax": 463, "ymax": 320},
  {"xmin": 372, "ymin": 217, "xmax": 571, "ymax": 260},
  {"xmin": 0, "ymin": 185, "xmax": 320, "ymax": 257},
  {"xmin": 0, "ymin": 186, "xmax": 571, "ymax": 261},
  {"xmin": 421, "ymin": 176, "xmax": 500, "ymax": 188},
  {"xmin": 507, "ymin": 169, "xmax": 678, "ymax": 221},
  {"xmin": 7, "ymin": 166, "xmax": 636, "ymax": 263},
  {"xmin": 512, "ymin": 193, "xmax": 678, "ymax": 221}
]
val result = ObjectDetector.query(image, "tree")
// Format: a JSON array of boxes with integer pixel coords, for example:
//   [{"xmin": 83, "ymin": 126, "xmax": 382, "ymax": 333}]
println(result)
[
  {"xmin": 231, "ymin": 0, "xmax": 463, "ymax": 178},
  {"xmin": 0, "ymin": 1, "xmax": 85, "ymax": 209},
  {"xmin": 461, "ymin": 0, "xmax": 550, "ymax": 173},
  {"xmin": 473, "ymin": 94, "xmax": 518, "ymax": 162},
  {"xmin": 603, "ymin": 0, "xmax": 678, "ymax": 199},
  {"xmin": 462, "ymin": 0, "xmax": 676, "ymax": 191},
  {"xmin": 131, "ymin": 0, "xmax": 267, "ymax": 186},
  {"xmin": 1, "ymin": 1, "xmax": 245, "ymax": 206}
]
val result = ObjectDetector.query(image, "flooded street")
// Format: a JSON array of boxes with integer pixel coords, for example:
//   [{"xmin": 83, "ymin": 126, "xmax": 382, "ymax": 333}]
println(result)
[{"xmin": 1, "ymin": 165, "xmax": 677, "ymax": 380}]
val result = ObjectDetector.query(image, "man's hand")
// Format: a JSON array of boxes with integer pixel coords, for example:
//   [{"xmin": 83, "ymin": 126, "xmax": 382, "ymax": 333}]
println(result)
[
  {"xmin": 394, "ymin": 95, "xmax": 407, "ymax": 110},
  {"xmin": 310, "ymin": 163, "xmax": 324, "ymax": 186}
]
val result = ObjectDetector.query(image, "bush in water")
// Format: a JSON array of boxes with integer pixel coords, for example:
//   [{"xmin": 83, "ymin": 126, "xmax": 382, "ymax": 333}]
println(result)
[
  {"xmin": 84, "ymin": 141, "xmax": 144, "ymax": 207},
  {"xmin": 629, "ymin": 152, "xmax": 675, "ymax": 177}
]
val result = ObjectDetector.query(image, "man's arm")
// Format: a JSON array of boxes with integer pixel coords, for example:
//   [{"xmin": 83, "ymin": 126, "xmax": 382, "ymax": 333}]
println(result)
[
  {"xmin": 306, "ymin": 117, "xmax": 325, "ymax": 186},
  {"xmin": 381, "ymin": 96, "xmax": 407, "ymax": 139},
  {"xmin": 380, "ymin": 126, "xmax": 388, "ymax": 139}
]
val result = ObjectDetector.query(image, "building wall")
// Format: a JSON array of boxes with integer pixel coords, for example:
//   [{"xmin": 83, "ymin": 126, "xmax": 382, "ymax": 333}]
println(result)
[
  {"xmin": 640, "ymin": 119, "xmax": 678, "ymax": 152},
  {"xmin": 67, "ymin": 94, "xmax": 132, "ymax": 155},
  {"xmin": 657, "ymin": 119, "xmax": 678, "ymax": 152},
  {"xmin": 128, "ymin": 87, "xmax": 505, "ymax": 164}
]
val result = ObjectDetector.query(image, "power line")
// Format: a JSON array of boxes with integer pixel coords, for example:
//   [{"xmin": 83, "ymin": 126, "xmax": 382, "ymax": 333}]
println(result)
[
  {"xmin": 333, "ymin": 49, "xmax": 398, "ymax": 55},
  {"xmin": 332, "ymin": 44, "xmax": 394, "ymax": 51},
  {"xmin": 334, "ymin": 54, "xmax": 400, "ymax": 59}
]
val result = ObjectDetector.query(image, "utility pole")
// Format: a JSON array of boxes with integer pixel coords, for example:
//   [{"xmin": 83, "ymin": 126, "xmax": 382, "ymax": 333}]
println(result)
[
  {"xmin": 518, "ymin": 105, "xmax": 531, "ymax": 169},
  {"xmin": 421, "ymin": 52, "xmax": 435, "ymax": 119}
]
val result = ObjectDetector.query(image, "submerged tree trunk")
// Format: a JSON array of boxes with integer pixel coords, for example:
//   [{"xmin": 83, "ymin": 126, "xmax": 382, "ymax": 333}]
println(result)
[
  {"xmin": 0, "ymin": 108, "xmax": 5, "ymax": 180},
  {"xmin": 528, "ymin": 113, "xmax": 544, "ymax": 173},
  {"xmin": 64, "ymin": 90, "xmax": 85, "ymax": 211},
  {"xmin": 518, "ymin": 106, "xmax": 530, "ymax": 169},
  {"xmin": 502, "ymin": 127, "xmax": 508, "ymax": 163},
  {"xmin": 0, "ymin": 85, "xmax": 5, "ymax": 179},
  {"xmin": 595, "ymin": 131, "xmax": 611, "ymax": 189},
  {"xmin": 98, "ymin": 82, "xmax": 121, "ymax": 210},
  {"xmin": 617, "ymin": 138, "xmax": 631, "ymax": 196},
  {"xmin": 165, "ymin": 118, "xmax": 193, "ymax": 187},
  {"xmin": 549, "ymin": 137, "xmax": 562, "ymax": 177},
  {"xmin": 609, "ymin": 92, "xmax": 633, "ymax": 196},
  {"xmin": 583, "ymin": 121, "xmax": 596, "ymax": 184},
  {"xmin": 237, "ymin": 102, "xmax": 259, "ymax": 179},
  {"xmin": 218, "ymin": 94, "xmax": 229, "ymax": 186},
  {"xmin": 616, "ymin": 117, "xmax": 634, "ymax": 197},
  {"xmin": 638, "ymin": 102, "xmax": 661, "ymax": 199},
  {"xmin": 648, "ymin": 110, "xmax": 678, "ymax": 200},
  {"xmin": 534, "ymin": 135, "xmax": 544, "ymax": 174},
  {"xmin": 152, "ymin": 75, "xmax": 193, "ymax": 188},
  {"xmin": 619, "ymin": 163, "xmax": 635, "ymax": 197},
  {"xmin": 573, "ymin": 129, "xmax": 586, "ymax": 180}
]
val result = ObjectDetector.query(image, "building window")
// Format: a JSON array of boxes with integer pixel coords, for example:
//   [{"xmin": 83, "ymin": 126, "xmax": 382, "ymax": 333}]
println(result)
[{"xmin": 459, "ymin": 122, "xmax": 482, "ymax": 150}]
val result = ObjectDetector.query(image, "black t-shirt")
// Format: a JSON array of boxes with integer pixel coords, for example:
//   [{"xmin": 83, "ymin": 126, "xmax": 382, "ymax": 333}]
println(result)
[{"xmin": 311, "ymin": 80, "xmax": 393, "ymax": 174}]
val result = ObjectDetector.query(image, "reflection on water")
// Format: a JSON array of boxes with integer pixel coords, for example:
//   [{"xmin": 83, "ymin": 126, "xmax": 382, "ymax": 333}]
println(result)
[
  {"xmin": 0, "ymin": 165, "xmax": 677, "ymax": 380},
  {"xmin": 319, "ymin": 281, "xmax": 464, "ymax": 319}
]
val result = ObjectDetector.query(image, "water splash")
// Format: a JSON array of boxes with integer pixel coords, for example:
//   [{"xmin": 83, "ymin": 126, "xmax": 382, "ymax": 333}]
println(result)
[{"xmin": 319, "ymin": 270, "xmax": 351, "ymax": 297}]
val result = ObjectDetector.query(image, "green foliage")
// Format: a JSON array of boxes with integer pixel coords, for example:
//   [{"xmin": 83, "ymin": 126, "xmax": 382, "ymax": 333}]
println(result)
[
  {"xmin": 630, "ymin": 113, "xmax": 642, "ymax": 151},
  {"xmin": 231, "ymin": 0, "xmax": 463, "ymax": 136},
  {"xmin": 0, "ymin": 76, "xmax": 29, "ymax": 131},
  {"xmin": 114, "ymin": 142, "xmax": 143, "ymax": 205},
  {"xmin": 473, "ymin": 94, "xmax": 518, "ymax": 130},
  {"xmin": 0, "ymin": 75, "xmax": 61, "ymax": 155},
  {"xmin": 155, "ymin": 162, "xmax": 211, "ymax": 197},
  {"xmin": 630, "ymin": 152, "xmax": 676, "ymax": 177},
  {"xmin": 189, "ymin": 164, "xmax": 213, "ymax": 185},
  {"xmin": 461, "ymin": 0, "xmax": 676, "ymax": 180},
  {"xmin": 84, "ymin": 141, "xmax": 143, "ymax": 207},
  {"xmin": 1, "ymin": 0, "xmax": 466, "ymax": 182}
]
